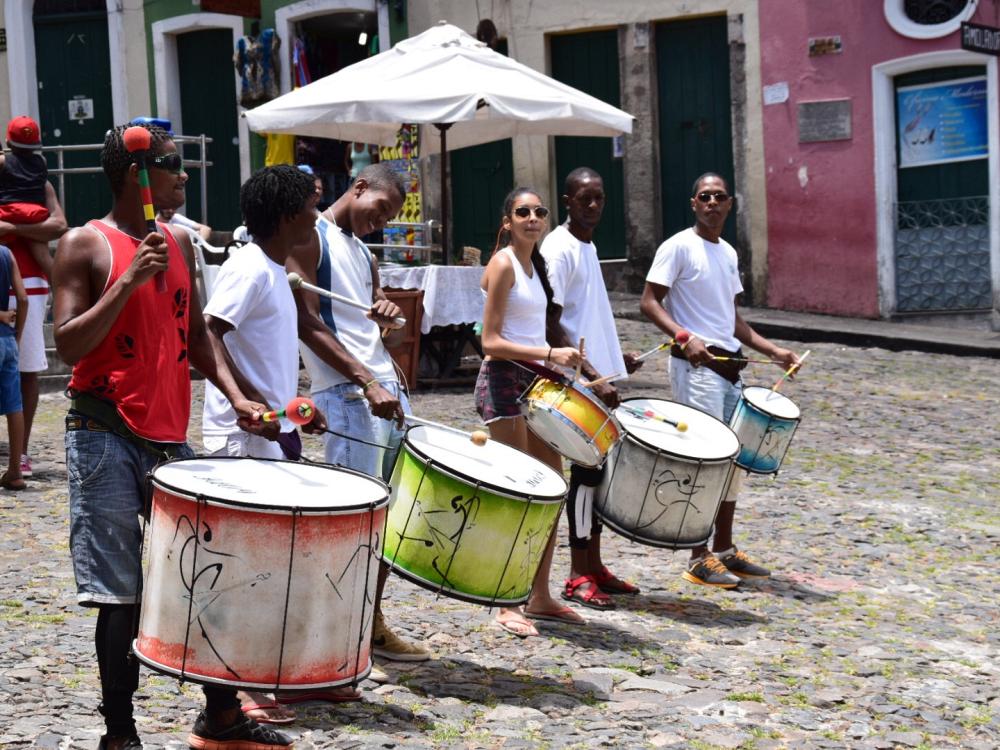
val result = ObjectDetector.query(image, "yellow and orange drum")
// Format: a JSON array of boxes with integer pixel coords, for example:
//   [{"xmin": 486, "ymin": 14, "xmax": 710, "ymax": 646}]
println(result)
[{"xmin": 520, "ymin": 377, "xmax": 620, "ymax": 467}]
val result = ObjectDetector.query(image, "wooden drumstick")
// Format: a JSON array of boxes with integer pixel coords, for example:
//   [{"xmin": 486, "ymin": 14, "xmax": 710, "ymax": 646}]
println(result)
[
  {"xmin": 771, "ymin": 349, "xmax": 810, "ymax": 394},
  {"xmin": 574, "ymin": 337, "xmax": 585, "ymax": 381},
  {"xmin": 710, "ymin": 355, "xmax": 778, "ymax": 365},
  {"xmin": 287, "ymin": 271, "xmax": 406, "ymax": 328},
  {"xmin": 581, "ymin": 372, "xmax": 624, "ymax": 389}
]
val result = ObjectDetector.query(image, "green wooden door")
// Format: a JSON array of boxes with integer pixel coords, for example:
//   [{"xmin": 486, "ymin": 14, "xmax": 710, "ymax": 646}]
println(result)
[
  {"xmin": 550, "ymin": 30, "xmax": 626, "ymax": 259},
  {"xmin": 656, "ymin": 16, "xmax": 736, "ymax": 245},
  {"xmin": 33, "ymin": 9, "xmax": 114, "ymax": 226},
  {"xmin": 450, "ymin": 139, "xmax": 514, "ymax": 259},
  {"xmin": 451, "ymin": 39, "xmax": 514, "ymax": 261},
  {"xmin": 894, "ymin": 66, "xmax": 990, "ymax": 312},
  {"xmin": 177, "ymin": 29, "xmax": 242, "ymax": 230}
]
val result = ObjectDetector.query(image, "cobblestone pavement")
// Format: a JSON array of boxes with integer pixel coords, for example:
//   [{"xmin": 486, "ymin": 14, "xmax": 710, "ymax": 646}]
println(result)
[{"xmin": 1, "ymin": 317, "xmax": 997, "ymax": 749}]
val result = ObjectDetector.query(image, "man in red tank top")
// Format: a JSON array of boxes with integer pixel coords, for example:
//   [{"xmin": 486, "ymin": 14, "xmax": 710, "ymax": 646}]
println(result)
[{"xmin": 51, "ymin": 124, "xmax": 293, "ymax": 750}]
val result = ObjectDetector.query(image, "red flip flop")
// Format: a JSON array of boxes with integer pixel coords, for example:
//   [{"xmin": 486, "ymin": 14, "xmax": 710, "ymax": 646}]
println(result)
[
  {"xmin": 276, "ymin": 687, "xmax": 362, "ymax": 705},
  {"xmin": 561, "ymin": 574, "xmax": 615, "ymax": 610},
  {"xmin": 594, "ymin": 565, "xmax": 641, "ymax": 595}
]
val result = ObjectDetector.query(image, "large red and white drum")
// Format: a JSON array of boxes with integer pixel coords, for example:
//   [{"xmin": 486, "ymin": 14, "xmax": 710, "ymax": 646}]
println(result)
[{"xmin": 133, "ymin": 457, "xmax": 388, "ymax": 691}]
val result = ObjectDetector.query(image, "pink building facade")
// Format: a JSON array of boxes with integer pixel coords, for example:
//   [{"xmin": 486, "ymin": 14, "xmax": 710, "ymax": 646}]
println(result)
[{"xmin": 759, "ymin": 0, "xmax": 999, "ymax": 325}]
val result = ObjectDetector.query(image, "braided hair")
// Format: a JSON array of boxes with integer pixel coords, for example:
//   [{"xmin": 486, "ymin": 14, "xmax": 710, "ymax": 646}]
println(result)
[
  {"xmin": 101, "ymin": 123, "xmax": 172, "ymax": 196},
  {"xmin": 494, "ymin": 186, "xmax": 557, "ymax": 318},
  {"xmin": 240, "ymin": 165, "xmax": 317, "ymax": 240}
]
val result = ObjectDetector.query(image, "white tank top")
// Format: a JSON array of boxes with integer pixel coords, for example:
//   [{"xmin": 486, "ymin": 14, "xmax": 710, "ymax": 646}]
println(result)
[{"xmin": 483, "ymin": 246, "xmax": 547, "ymax": 350}]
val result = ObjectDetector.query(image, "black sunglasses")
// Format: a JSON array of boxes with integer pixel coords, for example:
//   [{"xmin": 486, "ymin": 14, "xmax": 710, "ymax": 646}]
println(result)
[
  {"xmin": 695, "ymin": 191, "xmax": 731, "ymax": 203},
  {"xmin": 150, "ymin": 153, "xmax": 185, "ymax": 174},
  {"xmin": 513, "ymin": 205, "xmax": 550, "ymax": 219}
]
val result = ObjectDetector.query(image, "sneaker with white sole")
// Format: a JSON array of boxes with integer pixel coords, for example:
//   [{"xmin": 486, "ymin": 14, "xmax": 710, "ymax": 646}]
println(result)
[
  {"xmin": 718, "ymin": 548, "xmax": 771, "ymax": 579},
  {"xmin": 372, "ymin": 614, "xmax": 430, "ymax": 662},
  {"xmin": 20, "ymin": 455, "xmax": 31, "ymax": 478},
  {"xmin": 682, "ymin": 553, "xmax": 741, "ymax": 589}
]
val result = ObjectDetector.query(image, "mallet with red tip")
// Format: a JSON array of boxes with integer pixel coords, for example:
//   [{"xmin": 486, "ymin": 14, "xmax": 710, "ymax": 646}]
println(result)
[
  {"xmin": 636, "ymin": 329, "xmax": 691, "ymax": 363},
  {"xmin": 259, "ymin": 396, "xmax": 316, "ymax": 425},
  {"xmin": 122, "ymin": 126, "xmax": 167, "ymax": 292}
]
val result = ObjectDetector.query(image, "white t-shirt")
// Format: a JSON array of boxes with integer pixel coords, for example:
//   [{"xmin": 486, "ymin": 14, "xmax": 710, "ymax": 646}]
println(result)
[
  {"xmin": 202, "ymin": 243, "xmax": 299, "ymax": 437},
  {"xmin": 541, "ymin": 224, "xmax": 625, "ymax": 379},
  {"xmin": 299, "ymin": 217, "xmax": 397, "ymax": 393},
  {"xmin": 645, "ymin": 227, "xmax": 743, "ymax": 351}
]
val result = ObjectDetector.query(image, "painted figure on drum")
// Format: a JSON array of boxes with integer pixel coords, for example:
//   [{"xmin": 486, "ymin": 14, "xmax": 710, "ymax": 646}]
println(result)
[
  {"xmin": 475, "ymin": 186, "xmax": 584, "ymax": 637},
  {"xmin": 540, "ymin": 167, "xmax": 644, "ymax": 610},
  {"xmin": 52, "ymin": 123, "xmax": 292, "ymax": 750},
  {"xmin": 640, "ymin": 172, "xmax": 802, "ymax": 590}
]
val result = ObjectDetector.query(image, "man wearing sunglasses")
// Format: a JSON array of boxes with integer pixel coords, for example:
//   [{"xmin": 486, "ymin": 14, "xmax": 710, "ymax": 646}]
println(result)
[
  {"xmin": 51, "ymin": 123, "xmax": 293, "ymax": 750},
  {"xmin": 541, "ymin": 167, "xmax": 643, "ymax": 611},
  {"xmin": 640, "ymin": 173, "xmax": 799, "ymax": 589}
]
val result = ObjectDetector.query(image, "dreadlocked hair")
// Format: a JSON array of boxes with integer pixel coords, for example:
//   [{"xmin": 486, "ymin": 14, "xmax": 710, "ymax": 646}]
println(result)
[
  {"xmin": 356, "ymin": 162, "xmax": 406, "ymax": 202},
  {"xmin": 240, "ymin": 165, "xmax": 317, "ymax": 240},
  {"xmin": 101, "ymin": 123, "xmax": 172, "ymax": 196},
  {"xmin": 494, "ymin": 186, "xmax": 557, "ymax": 318}
]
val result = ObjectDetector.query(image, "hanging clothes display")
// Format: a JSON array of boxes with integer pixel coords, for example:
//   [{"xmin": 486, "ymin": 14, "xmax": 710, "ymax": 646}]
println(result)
[
  {"xmin": 292, "ymin": 36, "xmax": 312, "ymax": 89},
  {"xmin": 234, "ymin": 27, "xmax": 280, "ymax": 108}
]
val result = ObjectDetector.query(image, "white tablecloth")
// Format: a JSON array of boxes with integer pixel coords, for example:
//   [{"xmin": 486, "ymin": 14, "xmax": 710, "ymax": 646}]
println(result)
[{"xmin": 379, "ymin": 265, "xmax": 484, "ymax": 334}]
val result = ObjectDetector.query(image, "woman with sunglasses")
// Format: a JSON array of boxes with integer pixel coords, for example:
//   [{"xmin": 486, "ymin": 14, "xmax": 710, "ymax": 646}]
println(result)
[{"xmin": 476, "ymin": 187, "xmax": 584, "ymax": 637}]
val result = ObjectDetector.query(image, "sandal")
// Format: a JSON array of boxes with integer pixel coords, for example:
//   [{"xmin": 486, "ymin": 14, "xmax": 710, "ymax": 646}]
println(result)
[
  {"xmin": 495, "ymin": 610, "xmax": 539, "ymax": 638},
  {"xmin": 240, "ymin": 701, "xmax": 296, "ymax": 725},
  {"xmin": 594, "ymin": 565, "xmax": 640, "ymax": 595},
  {"xmin": 0, "ymin": 472, "xmax": 26, "ymax": 491},
  {"xmin": 561, "ymin": 574, "xmax": 616, "ymax": 610}
]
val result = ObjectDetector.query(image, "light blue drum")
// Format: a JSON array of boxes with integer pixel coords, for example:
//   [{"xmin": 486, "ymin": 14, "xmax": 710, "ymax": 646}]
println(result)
[{"xmin": 729, "ymin": 386, "xmax": 801, "ymax": 474}]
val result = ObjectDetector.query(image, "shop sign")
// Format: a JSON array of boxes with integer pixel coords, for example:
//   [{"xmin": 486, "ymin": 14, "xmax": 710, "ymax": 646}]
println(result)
[
  {"xmin": 897, "ymin": 76, "xmax": 988, "ymax": 168},
  {"xmin": 201, "ymin": 1, "xmax": 261, "ymax": 18},
  {"xmin": 961, "ymin": 21, "xmax": 1000, "ymax": 55}
]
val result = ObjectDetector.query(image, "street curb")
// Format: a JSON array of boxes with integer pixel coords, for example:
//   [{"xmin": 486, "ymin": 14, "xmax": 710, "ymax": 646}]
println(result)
[{"xmin": 614, "ymin": 309, "xmax": 1000, "ymax": 359}]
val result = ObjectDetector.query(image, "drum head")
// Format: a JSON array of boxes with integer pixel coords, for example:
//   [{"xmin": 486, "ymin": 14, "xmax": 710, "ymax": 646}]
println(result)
[
  {"xmin": 615, "ymin": 398, "xmax": 740, "ymax": 461},
  {"xmin": 406, "ymin": 425, "xmax": 567, "ymax": 499},
  {"xmin": 743, "ymin": 386, "xmax": 800, "ymax": 420},
  {"xmin": 152, "ymin": 457, "xmax": 388, "ymax": 512}
]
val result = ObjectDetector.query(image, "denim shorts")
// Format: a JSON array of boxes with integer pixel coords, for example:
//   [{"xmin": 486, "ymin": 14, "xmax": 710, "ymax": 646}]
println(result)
[
  {"xmin": 67, "ymin": 423, "xmax": 193, "ymax": 606},
  {"xmin": 669, "ymin": 355, "xmax": 742, "ymax": 423},
  {"xmin": 474, "ymin": 360, "xmax": 534, "ymax": 423},
  {"xmin": 313, "ymin": 380, "xmax": 409, "ymax": 482},
  {"xmin": 0, "ymin": 336, "xmax": 21, "ymax": 415}
]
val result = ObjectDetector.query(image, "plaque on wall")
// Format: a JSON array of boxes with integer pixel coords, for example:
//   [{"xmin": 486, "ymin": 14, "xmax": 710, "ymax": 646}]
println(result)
[
  {"xmin": 201, "ymin": 0, "xmax": 261, "ymax": 17},
  {"xmin": 797, "ymin": 99, "xmax": 852, "ymax": 143}
]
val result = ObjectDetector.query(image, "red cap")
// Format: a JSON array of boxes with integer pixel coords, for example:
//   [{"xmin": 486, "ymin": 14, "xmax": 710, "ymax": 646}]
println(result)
[{"xmin": 6, "ymin": 116, "xmax": 42, "ymax": 149}]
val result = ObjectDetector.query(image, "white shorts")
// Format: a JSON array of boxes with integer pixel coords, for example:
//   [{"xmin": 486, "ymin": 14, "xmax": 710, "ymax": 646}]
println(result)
[
  {"xmin": 9, "ymin": 278, "xmax": 49, "ymax": 373},
  {"xmin": 204, "ymin": 431, "xmax": 284, "ymax": 459}
]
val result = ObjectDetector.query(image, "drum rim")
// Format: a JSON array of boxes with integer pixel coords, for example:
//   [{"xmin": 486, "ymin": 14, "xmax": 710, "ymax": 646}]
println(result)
[
  {"xmin": 593, "ymin": 508, "xmax": 714, "ymax": 550},
  {"xmin": 521, "ymin": 402, "xmax": 607, "ymax": 467},
  {"xmin": 526, "ymin": 376, "xmax": 617, "ymax": 421},
  {"xmin": 150, "ymin": 456, "xmax": 390, "ymax": 514},
  {"xmin": 401, "ymin": 427, "xmax": 568, "ymax": 502},
  {"xmin": 616, "ymin": 397, "xmax": 741, "ymax": 461},
  {"xmin": 741, "ymin": 385, "xmax": 802, "ymax": 420},
  {"xmin": 378, "ymin": 555, "xmax": 531, "ymax": 606},
  {"xmin": 131, "ymin": 639, "xmax": 374, "ymax": 690}
]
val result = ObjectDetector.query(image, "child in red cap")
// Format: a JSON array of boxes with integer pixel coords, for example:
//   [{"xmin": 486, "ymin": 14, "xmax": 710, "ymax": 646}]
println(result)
[{"xmin": 0, "ymin": 116, "xmax": 52, "ymax": 269}]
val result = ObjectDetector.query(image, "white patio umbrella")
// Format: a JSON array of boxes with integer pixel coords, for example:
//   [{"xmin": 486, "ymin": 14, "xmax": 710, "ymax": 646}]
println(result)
[{"xmin": 244, "ymin": 21, "xmax": 634, "ymax": 260}]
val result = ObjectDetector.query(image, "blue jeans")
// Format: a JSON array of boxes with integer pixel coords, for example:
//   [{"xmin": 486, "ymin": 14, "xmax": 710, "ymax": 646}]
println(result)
[
  {"xmin": 67, "ymin": 424, "xmax": 193, "ymax": 605},
  {"xmin": 314, "ymin": 380, "xmax": 410, "ymax": 482},
  {"xmin": 669, "ymin": 356, "xmax": 742, "ymax": 423},
  {"xmin": 0, "ymin": 336, "xmax": 21, "ymax": 415}
]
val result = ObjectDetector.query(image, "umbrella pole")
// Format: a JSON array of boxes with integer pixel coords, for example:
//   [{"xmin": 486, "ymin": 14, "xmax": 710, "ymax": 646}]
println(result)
[{"xmin": 437, "ymin": 123, "xmax": 452, "ymax": 265}]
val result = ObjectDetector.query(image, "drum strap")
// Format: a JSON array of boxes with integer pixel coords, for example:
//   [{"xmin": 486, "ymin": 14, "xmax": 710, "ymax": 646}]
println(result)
[
  {"xmin": 671, "ymin": 344, "xmax": 747, "ymax": 384},
  {"xmin": 67, "ymin": 390, "xmax": 187, "ymax": 461}
]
